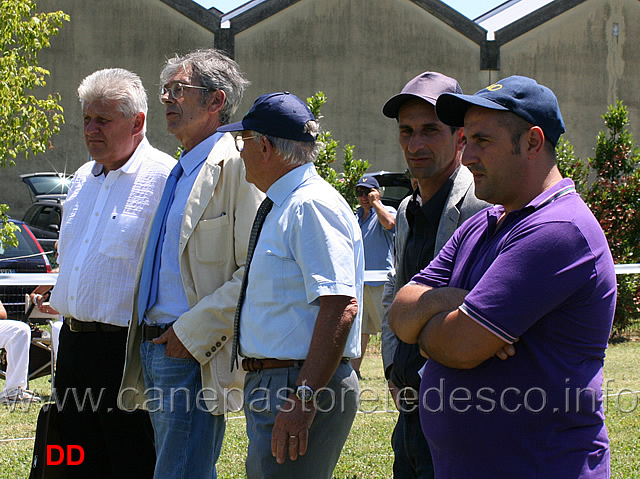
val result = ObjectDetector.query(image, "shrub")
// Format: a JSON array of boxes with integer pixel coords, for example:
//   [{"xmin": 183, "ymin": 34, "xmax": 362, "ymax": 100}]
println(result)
[
  {"xmin": 557, "ymin": 101, "xmax": 640, "ymax": 336},
  {"xmin": 307, "ymin": 92, "xmax": 370, "ymax": 209}
]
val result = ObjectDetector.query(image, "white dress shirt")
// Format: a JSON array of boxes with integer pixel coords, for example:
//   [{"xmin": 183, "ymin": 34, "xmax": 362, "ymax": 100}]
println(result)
[{"xmin": 50, "ymin": 138, "xmax": 176, "ymax": 326}]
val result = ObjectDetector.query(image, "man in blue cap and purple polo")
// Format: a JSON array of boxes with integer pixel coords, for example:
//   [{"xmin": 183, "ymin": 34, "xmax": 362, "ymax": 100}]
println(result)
[
  {"xmin": 389, "ymin": 75, "xmax": 616, "ymax": 477},
  {"xmin": 218, "ymin": 92, "xmax": 364, "ymax": 478}
]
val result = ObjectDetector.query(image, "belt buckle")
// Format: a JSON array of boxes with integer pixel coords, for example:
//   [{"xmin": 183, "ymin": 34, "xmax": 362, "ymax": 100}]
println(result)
[
  {"xmin": 142, "ymin": 322, "xmax": 155, "ymax": 342},
  {"xmin": 66, "ymin": 317, "xmax": 80, "ymax": 333}
]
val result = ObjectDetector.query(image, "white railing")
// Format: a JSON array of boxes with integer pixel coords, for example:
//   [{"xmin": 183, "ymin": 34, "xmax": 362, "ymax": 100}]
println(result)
[
  {"xmin": 364, "ymin": 263, "xmax": 640, "ymax": 283},
  {"xmin": 0, "ymin": 273, "xmax": 58, "ymax": 286},
  {"xmin": 1, "ymin": 264, "xmax": 639, "ymax": 288}
]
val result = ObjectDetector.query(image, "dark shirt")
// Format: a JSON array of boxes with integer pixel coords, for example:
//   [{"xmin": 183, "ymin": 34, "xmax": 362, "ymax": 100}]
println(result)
[{"xmin": 391, "ymin": 177, "xmax": 454, "ymax": 393}]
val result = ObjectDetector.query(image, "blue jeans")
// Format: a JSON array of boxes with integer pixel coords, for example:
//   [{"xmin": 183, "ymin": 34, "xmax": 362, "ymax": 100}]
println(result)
[{"xmin": 141, "ymin": 341, "xmax": 225, "ymax": 479}]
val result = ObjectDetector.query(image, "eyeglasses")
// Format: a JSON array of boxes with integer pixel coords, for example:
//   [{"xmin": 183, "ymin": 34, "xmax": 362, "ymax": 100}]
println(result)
[
  {"xmin": 159, "ymin": 83, "xmax": 210, "ymax": 103},
  {"xmin": 234, "ymin": 135, "xmax": 259, "ymax": 152},
  {"xmin": 356, "ymin": 188, "xmax": 371, "ymax": 197}
]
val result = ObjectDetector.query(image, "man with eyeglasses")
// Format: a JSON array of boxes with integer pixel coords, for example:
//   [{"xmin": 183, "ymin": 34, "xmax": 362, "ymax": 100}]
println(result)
[
  {"xmin": 218, "ymin": 91, "xmax": 363, "ymax": 478},
  {"xmin": 351, "ymin": 175, "xmax": 396, "ymax": 379},
  {"xmin": 120, "ymin": 49, "xmax": 263, "ymax": 478}
]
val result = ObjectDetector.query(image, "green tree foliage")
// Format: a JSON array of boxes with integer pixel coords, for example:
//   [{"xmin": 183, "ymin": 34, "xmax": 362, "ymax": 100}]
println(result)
[
  {"xmin": 0, "ymin": 0, "xmax": 68, "ymax": 247},
  {"xmin": 557, "ymin": 101, "xmax": 640, "ymax": 336},
  {"xmin": 307, "ymin": 92, "xmax": 370, "ymax": 209}
]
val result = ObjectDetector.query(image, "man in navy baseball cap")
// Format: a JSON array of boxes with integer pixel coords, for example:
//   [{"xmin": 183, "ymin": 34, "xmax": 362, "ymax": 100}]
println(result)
[
  {"xmin": 221, "ymin": 91, "xmax": 364, "ymax": 478},
  {"xmin": 390, "ymin": 75, "xmax": 615, "ymax": 478},
  {"xmin": 218, "ymin": 91, "xmax": 317, "ymax": 142},
  {"xmin": 435, "ymin": 75, "xmax": 565, "ymax": 145}
]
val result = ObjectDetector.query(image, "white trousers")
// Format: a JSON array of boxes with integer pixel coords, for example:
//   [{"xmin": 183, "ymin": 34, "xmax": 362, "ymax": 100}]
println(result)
[
  {"xmin": 51, "ymin": 318, "xmax": 63, "ymax": 359},
  {"xmin": 0, "ymin": 320, "xmax": 31, "ymax": 392}
]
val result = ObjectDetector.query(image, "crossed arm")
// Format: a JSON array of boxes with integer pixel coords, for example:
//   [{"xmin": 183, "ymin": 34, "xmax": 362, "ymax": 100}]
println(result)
[{"xmin": 388, "ymin": 282, "xmax": 514, "ymax": 369}]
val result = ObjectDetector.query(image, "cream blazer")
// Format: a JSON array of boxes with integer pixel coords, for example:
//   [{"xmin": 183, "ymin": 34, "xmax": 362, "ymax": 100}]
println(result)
[{"xmin": 119, "ymin": 133, "xmax": 264, "ymax": 415}]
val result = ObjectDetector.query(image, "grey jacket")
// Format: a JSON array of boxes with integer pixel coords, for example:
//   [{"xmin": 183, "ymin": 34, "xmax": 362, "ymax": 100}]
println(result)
[{"xmin": 380, "ymin": 165, "xmax": 489, "ymax": 375}]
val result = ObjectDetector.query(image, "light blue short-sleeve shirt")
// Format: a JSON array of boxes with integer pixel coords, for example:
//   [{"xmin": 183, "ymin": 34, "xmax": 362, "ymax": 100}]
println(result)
[
  {"xmin": 240, "ymin": 162, "xmax": 364, "ymax": 359},
  {"xmin": 357, "ymin": 204, "xmax": 396, "ymax": 286}
]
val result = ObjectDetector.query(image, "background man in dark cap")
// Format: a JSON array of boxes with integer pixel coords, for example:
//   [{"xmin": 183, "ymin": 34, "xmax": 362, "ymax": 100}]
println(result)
[
  {"xmin": 218, "ymin": 91, "xmax": 364, "ymax": 478},
  {"xmin": 390, "ymin": 75, "xmax": 616, "ymax": 477},
  {"xmin": 351, "ymin": 174, "xmax": 396, "ymax": 379},
  {"xmin": 380, "ymin": 71, "xmax": 488, "ymax": 478}
]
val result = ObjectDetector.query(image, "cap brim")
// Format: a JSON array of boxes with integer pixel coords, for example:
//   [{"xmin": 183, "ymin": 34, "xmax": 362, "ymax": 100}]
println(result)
[
  {"xmin": 382, "ymin": 93, "xmax": 437, "ymax": 119},
  {"xmin": 217, "ymin": 121, "xmax": 245, "ymax": 133},
  {"xmin": 435, "ymin": 93, "xmax": 509, "ymax": 127}
]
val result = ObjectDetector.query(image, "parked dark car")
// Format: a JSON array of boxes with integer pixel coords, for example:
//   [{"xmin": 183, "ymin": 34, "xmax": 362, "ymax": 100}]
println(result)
[
  {"xmin": 20, "ymin": 172, "xmax": 71, "ymax": 254},
  {"xmin": 365, "ymin": 170, "xmax": 413, "ymax": 209},
  {"xmin": 0, "ymin": 219, "xmax": 52, "ymax": 321}
]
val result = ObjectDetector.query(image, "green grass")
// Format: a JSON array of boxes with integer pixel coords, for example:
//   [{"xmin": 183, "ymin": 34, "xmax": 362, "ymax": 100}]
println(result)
[{"xmin": 2, "ymin": 337, "xmax": 639, "ymax": 478}]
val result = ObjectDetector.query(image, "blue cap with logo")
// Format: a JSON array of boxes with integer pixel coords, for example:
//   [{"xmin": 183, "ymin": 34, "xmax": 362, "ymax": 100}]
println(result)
[
  {"xmin": 356, "ymin": 175, "xmax": 380, "ymax": 190},
  {"xmin": 435, "ymin": 75, "xmax": 566, "ymax": 145},
  {"xmin": 217, "ymin": 91, "xmax": 317, "ymax": 142}
]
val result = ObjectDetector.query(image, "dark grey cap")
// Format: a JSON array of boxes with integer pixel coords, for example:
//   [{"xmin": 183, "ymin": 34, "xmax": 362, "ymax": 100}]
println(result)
[{"xmin": 382, "ymin": 72, "xmax": 462, "ymax": 119}]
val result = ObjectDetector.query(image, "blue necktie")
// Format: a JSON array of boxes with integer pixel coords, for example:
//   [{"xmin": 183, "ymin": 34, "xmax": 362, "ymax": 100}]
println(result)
[
  {"xmin": 231, "ymin": 197, "xmax": 273, "ymax": 370},
  {"xmin": 137, "ymin": 161, "xmax": 183, "ymax": 323}
]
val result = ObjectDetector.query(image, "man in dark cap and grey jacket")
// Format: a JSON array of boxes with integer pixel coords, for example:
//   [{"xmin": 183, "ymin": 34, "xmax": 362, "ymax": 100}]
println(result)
[{"xmin": 380, "ymin": 72, "xmax": 488, "ymax": 478}]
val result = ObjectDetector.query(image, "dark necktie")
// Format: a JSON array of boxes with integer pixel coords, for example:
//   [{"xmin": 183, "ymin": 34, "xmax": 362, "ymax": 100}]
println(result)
[
  {"xmin": 231, "ymin": 197, "xmax": 273, "ymax": 371},
  {"xmin": 137, "ymin": 161, "xmax": 183, "ymax": 323}
]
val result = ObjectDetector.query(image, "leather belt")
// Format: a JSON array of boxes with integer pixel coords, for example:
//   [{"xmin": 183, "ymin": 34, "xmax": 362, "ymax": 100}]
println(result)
[
  {"xmin": 242, "ymin": 357, "xmax": 350, "ymax": 372},
  {"xmin": 64, "ymin": 317, "xmax": 124, "ymax": 333},
  {"xmin": 142, "ymin": 322, "xmax": 174, "ymax": 342}
]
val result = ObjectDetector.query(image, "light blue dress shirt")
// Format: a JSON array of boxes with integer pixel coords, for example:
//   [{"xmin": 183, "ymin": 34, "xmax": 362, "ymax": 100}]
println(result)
[
  {"xmin": 239, "ymin": 162, "xmax": 364, "ymax": 359},
  {"xmin": 146, "ymin": 133, "xmax": 224, "ymax": 325}
]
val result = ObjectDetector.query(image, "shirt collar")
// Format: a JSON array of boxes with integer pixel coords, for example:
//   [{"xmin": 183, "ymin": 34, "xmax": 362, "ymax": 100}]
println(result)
[
  {"xmin": 528, "ymin": 177, "xmax": 576, "ymax": 210},
  {"xmin": 91, "ymin": 137, "xmax": 150, "ymax": 177},
  {"xmin": 486, "ymin": 177, "xmax": 577, "ymax": 220},
  {"xmin": 179, "ymin": 132, "xmax": 224, "ymax": 177},
  {"xmin": 267, "ymin": 162, "xmax": 317, "ymax": 207}
]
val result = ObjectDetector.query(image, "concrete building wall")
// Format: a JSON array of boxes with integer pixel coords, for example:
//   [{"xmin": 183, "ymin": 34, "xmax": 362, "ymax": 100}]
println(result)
[
  {"xmin": 233, "ymin": 0, "xmax": 485, "ymax": 174},
  {"xmin": 496, "ymin": 0, "xmax": 640, "ymax": 160},
  {"xmin": 4, "ymin": 0, "xmax": 217, "ymax": 216},
  {"xmin": 5, "ymin": 0, "xmax": 639, "ymax": 217}
]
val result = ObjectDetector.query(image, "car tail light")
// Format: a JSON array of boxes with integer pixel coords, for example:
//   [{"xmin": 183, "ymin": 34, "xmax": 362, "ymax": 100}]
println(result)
[{"xmin": 22, "ymin": 223, "xmax": 52, "ymax": 273}]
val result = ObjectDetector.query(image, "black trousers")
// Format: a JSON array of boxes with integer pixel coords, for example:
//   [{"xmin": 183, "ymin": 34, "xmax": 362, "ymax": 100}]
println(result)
[
  {"xmin": 54, "ymin": 322, "xmax": 155, "ymax": 479},
  {"xmin": 391, "ymin": 409, "xmax": 435, "ymax": 479}
]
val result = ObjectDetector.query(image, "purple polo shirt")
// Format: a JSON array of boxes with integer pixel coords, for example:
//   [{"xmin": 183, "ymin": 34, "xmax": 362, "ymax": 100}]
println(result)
[{"xmin": 412, "ymin": 178, "xmax": 616, "ymax": 478}]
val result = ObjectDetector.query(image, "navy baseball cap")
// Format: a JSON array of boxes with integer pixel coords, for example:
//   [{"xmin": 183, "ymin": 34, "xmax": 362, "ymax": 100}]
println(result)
[
  {"xmin": 356, "ymin": 176, "xmax": 380, "ymax": 190},
  {"xmin": 217, "ymin": 91, "xmax": 317, "ymax": 142},
  {"xmin": 435, "ymin": 75, "xmax": 566, "ymax": 145},
  {"xmin": 382, "ymin": 72, "xmax": 462, "ymax": 119}
]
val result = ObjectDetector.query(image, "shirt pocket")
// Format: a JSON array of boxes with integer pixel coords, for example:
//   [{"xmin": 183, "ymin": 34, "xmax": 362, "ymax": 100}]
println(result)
[
  {"xmin": 194, "ymin": 214, "xmax": 231, "ymax": 264},
  {"xmin": 98, "ymin": 212, "xmax": 144, "ymax": 259}
]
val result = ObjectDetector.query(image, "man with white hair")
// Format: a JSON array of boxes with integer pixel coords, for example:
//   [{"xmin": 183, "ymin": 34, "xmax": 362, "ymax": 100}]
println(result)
[{"xmin": 50, "ymin": 68, "xmax": 175, "ymax": 478}]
